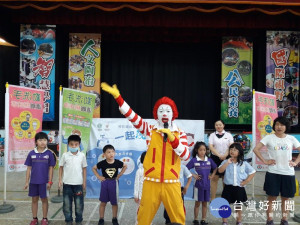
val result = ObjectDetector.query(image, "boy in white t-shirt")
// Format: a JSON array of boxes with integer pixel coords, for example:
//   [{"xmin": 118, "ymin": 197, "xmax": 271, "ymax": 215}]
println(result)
[
  {"xmin": 253, "ymin": 117, "xmax": 300, "ymax": 225},
  {"xmin": 59, "ymin": 135, "xmax": 87, "ymax": 225}
]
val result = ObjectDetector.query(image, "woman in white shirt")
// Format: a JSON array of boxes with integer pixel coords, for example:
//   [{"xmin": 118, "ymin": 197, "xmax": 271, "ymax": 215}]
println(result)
[{"xmin": 208, "ymin": 120, "xmax": 234, "ymax": 200}]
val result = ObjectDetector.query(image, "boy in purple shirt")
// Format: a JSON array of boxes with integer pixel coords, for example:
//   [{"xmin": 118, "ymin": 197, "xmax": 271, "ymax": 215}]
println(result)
[
  {"xmin": 24, "ymin": 132, "xmax": 56, "ymax": 225},
  {"xmin": 92, "ymin": 144, "xmax": 127, "ymax": 225},
  {"xmin": 186, "ymin": 142, "xmax": 217, "ymax": 225}
]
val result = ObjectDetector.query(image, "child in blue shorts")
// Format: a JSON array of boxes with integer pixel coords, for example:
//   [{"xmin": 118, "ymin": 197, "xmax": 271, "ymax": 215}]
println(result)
[
  {"xmin": 92, "ymin": 144, "xmax": 127, "ymax": 225},
  {"xmin": 24, "ymin": 132, "xmax": 56, "ymax": 225}
]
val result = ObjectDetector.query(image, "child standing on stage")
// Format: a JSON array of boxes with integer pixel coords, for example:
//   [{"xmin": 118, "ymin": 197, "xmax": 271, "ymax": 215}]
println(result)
[
  {"xmin": 218, "ymin": 143, "xmax": 256, "ymax": 225},
  {"xmin": 59, "ymin": 135, "xmax": 87, "ymax": 225},
  {"xmin": 186, "ymin": 142, "xmax": 217, "ymax": 225},
  {"xmin": 92, "ymin": 144, "xmax": 127, "ymax": 225},
  {"xmin": 24, "ymin": 132, "xmax": 56, "ymax": 225}
]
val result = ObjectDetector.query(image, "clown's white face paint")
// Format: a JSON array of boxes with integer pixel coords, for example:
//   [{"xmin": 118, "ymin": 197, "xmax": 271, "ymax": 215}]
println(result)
[{"xmin": 157, "ymin": 104, "xmax": 173, "ymax": 127}]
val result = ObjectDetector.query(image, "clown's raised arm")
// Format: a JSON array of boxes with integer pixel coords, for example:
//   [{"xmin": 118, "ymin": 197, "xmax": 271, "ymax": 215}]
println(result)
[{"xmin": 101, "ymin": 82, "xmax": 190, "ymax": 161}]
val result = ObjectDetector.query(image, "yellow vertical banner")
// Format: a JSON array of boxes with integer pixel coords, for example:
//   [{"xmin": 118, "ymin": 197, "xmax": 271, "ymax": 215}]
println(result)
[{"xmin": 68, "ymin": 33, "xmax": 101, "ymax": 118}]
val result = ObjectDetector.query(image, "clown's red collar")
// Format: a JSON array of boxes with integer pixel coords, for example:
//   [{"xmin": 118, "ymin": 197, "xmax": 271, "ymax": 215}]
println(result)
[{"xmin": 153, "ymin": 122, "xmax": 179, "ymax": 132}]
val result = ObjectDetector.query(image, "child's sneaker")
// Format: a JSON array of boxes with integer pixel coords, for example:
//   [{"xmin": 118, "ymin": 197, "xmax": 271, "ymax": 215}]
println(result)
[
  {"xmin": 193, "ymin": 220, "xmax": 200, "ymax": 225},
  {"xmin": 280, "ymin": 220, "xmax": 289, "ymax": 225},
  {"xmin": 200, "ymin": 220, "xmax": 208, "ymax": 225},
  {"xmin": 98, "ymin": 218, "xmax": 104, "ymax": 225},
  {"xmin": 266, "ymin": 220, "xmax": 274, "ymax": 225},
  {"xmin": 112, "ymin": 217, "xmax": 119, "ymax": 225},
  {"xmin": 30, "ymin": 218, "xmax": 38, "ymax": 225},
  {"xmin": 41, "ymin": 218, "xmax": 48, "ymax": 225}
]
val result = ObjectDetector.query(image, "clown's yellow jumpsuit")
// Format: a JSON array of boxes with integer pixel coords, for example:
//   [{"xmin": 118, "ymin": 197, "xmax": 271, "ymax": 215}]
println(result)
[{"xmin": 115, "ymin": 95, "xmax": 190, "ymax": 225}]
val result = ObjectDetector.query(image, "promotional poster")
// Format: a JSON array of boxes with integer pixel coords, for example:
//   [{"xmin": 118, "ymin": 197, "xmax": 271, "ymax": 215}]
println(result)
[
  {"xmin": 7, "ymin": 85, "xmax": 44, "ymax": 172},
  {"xmin": 221, "ymin": 36, "xmax": 253, "ymax": 124},
  {"xmin": 20, "ymin": 24, "xmax": 56, "ymax": 121},
  {"xmin": 266, "ymin": 31, "xmax": 299, "ymax": 126},
  {"xmin": 60, "ymin": 88, "xmax": 96, "ymax": 156},
  {"xmin": 69, "ymin": 33, "xmax": 101, "ymax": 118}
]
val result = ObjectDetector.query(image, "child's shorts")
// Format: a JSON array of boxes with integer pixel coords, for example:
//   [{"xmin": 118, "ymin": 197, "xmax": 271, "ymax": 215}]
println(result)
[
  {"xmin": 100, "ymin": 179, "xmax": 118, "ymax": 205},
  {"xmin": 221, "ymin": 185, "xmax": 247, "ymax": 204},
  {"xmin": 194, "ymin": 187, "xmax": 210, "ymax": 202},
  {"xmin": 29, "ymin": 183, "xmax": 48, "ymax": 199},
  {"xmin": 263, "ymin": 172, "xmax": 296, "ymax": 198}
]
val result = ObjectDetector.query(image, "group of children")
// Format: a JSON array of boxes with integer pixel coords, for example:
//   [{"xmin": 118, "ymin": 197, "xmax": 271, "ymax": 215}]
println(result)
[
  {"xmin": 27, "ymin": 115, "xmax": 300, "ymax": 225},
  {"xmin": 25, "ymin": 132, "xmax": 130, "ymax": 225},
  {"xmin": 24, "ymin": 131, "xmax": 258, "ymax": 225}
]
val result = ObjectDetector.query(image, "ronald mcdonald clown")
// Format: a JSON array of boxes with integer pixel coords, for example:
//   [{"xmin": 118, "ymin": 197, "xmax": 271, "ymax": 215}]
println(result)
[{"xmin": 101, "ymin": 83, "xmax": 190, "ymax": 225}]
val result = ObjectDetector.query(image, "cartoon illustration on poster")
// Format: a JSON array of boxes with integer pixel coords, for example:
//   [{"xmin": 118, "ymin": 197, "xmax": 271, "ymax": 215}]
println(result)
[{"xmin": 8, "ymin": 85, "xmax": 44, "ymax": 171}]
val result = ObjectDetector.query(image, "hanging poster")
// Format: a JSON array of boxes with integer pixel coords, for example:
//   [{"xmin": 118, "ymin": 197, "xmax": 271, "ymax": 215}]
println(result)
[
  {"xmin": 60, "ymin": 88, "xmax": 96, "ymax": 156},
  {"xmin": 19, "ymin": 24, "xmax": 56, "ymax": 121},
  {"xmin": 252, "ymin": 91, "xmax": 278, "ymax": 171},
  {"xmin": 221, "ymin": 37, "xmax": 253, "ymax": 124},
  {"xmin": 266, "ymin": 31, "xmax": 299, "ymax": 126},
  {"xmin": 69, "ymin": 33, "xmax": 101, "ymax": 118},
  {"xmin": 7, "ymin": 85, "xmax": 44, "ymax": 172}
]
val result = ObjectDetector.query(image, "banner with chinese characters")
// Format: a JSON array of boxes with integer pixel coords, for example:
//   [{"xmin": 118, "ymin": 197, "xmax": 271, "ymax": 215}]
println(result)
[
  {"xmin": 221, "ymin": 37, "xmax": 253, "ymax": 124},
  {"xmin": 266, "ymin": 31, "xmax": 299, "ymax": 126},
  {"xmin": 60, "ymin": 88, "xmax": 96, "ymax": 156},
  {"xmin": 86, "ymin": 118, "xmax": 205, "ymax": 199},
  {"xmin": 68, "ymin": 33, "xmax": 101, "ymax": 118},
  {"xmin": 19, "ymin": 24, "xmax": 56, "ymax": 121},
  {"xmin": 7, "ymin": 85, "xmax": 44, "ymax": 172},
  {"xmin": 252, "ymin": 91, "xmax": 278, "ymax": 171}
]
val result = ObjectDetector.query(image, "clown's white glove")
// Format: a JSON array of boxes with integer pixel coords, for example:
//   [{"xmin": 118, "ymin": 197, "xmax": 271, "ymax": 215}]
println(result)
[
  {"xmin": 158, "ymin": 129, "xmax": 175, "ymax": 142},
  {"xmin": 101, "ymin": 82, "xmax": 120, "ymax": 99}
]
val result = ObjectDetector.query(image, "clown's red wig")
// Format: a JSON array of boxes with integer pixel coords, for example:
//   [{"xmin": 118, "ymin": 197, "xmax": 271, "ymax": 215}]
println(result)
[{"xmin": 153, "ymin": 97, "xmax": 178, "ymax": 121}]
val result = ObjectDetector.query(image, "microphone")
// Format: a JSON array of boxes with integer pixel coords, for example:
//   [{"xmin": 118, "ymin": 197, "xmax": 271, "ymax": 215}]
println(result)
[{"xmin": 164, "ymin": 122, "xmax": 168, "ymax": 142}]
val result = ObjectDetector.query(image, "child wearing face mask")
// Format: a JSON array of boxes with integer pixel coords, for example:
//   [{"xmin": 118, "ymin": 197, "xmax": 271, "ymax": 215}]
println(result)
[{"xmin": 59, "ymin": 135, "xmax": 87, "ymax": 225}]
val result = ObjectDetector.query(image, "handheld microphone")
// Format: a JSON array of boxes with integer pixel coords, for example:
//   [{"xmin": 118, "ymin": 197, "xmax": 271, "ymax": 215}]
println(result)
[{"xmin": 163, "ymin": 122, "xmax": 168, "ymax": 142}]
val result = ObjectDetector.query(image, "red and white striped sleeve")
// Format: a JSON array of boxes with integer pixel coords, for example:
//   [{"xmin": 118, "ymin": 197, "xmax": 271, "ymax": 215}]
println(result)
[
  {"xmin": 115, "ymin": 95, "xmax": 152, "ymax": 139},
  {"xmin": 170, "ymin": 130, "xmax": 190, "ymax": 161}
]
